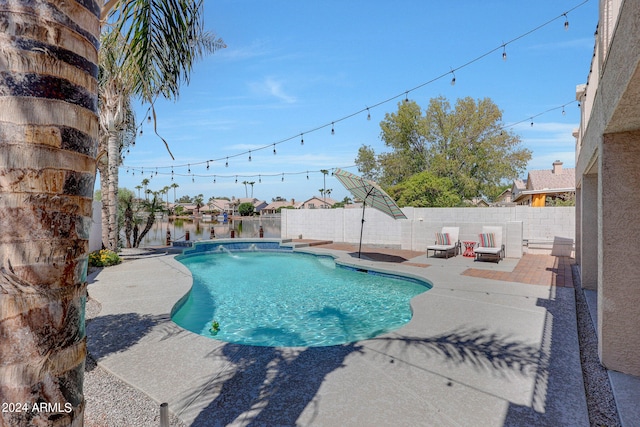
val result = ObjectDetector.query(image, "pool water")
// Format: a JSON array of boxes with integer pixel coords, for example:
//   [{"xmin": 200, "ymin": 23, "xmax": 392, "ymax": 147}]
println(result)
[{"xmin": 172, "ymin": 251, "xmax": 431, "ymax": 347}]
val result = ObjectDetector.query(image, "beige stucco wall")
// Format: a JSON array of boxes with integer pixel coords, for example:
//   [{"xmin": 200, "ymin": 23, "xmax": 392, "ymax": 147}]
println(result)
[{"xmin": 575, "ymin": 0, "xmax": 640, "ymax": 376}]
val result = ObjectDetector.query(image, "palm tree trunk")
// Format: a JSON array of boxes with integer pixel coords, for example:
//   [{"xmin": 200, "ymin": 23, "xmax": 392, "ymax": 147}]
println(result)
[
  {"xmin": 98, "ymin": 156, "xmax": 110, "ymax": 249},
  {"xmin": 106, "ymin": 129, "xmax": 120, "ymax": 250},
  {"xmin": 0, "ymin": 2, "xmax": 100, "ymax": 425}
]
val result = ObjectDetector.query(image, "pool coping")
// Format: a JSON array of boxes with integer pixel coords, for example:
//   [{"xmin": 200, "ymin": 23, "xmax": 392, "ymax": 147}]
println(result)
[{"xmin": 87, "ymin": 241, "xmax": 590, "ymax": 426}]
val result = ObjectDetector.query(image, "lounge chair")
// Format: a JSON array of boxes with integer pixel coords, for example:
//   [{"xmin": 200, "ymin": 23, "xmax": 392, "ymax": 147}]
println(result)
[
  {"xmin": 475, "ymin": 226, "xmax": 505, "ymax": 262},
  {"xmin": 427, "ymin": 227, "xmax": 460, "ymax": 259}
]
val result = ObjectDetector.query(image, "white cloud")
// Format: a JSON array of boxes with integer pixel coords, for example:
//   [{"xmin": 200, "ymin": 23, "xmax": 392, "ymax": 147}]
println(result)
[{"xmin": 249, "ymin": 77, "xmax": 297, "ymax": 104}]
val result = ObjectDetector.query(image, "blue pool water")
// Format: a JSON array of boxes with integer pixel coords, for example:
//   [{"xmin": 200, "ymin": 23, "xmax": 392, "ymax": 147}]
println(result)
[{"xmin": 172, "ymin": 250, "xmax": 431, "ymax": 347}]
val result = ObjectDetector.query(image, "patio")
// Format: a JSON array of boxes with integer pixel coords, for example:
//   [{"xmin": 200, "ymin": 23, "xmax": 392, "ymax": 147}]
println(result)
[{"xmin": 86, "ymin": 242, "xmax": 592, "ymax": 426}]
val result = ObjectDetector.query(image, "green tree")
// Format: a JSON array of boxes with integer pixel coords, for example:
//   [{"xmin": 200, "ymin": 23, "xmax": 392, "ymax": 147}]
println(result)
[
  {"xmin": 193, "ymin": 193, "xmax": 204, "ymax": 215},
  {"xmin": 356, "ymin": 97, "xmax": 531, "ymax": 202},
  {"xmin": 238, "ymin": 202, "xmax": 255, "ymax": 216},
  {"xmin": 177, "ymin": 195, "xmax": 193, "ymax": 203},
  {"xmin": 388, "ymin": 171, "xmax": 461, "ymax": 207}
]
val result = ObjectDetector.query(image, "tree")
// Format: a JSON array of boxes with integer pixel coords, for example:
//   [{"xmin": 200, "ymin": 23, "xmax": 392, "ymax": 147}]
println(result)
[
  {"xmin": 177, "ymin": 195, "xmax": 193, "ymax": 203},
  {"xmin": 238, "ymin": 202, "xmax": 255, "ymax": 216},
  {"xmin": 320, "ymin": 169, "xmax": 329, "ymax": 203},
  {"xmin": 388, "ymin": 171, "xmax": 461, "ymax": 207},
  {"xmin": 97, "ymin": 4, "xmax": 224, "ymax": 251},
  {"xmin": 0, "ymin": 2, "xmax": 222, "ymax": 425},
  {"xmin": 242, "ymin": 180, "xmax": 249, "ymax": 198},
  {"xmin": 356, "ymin": 97, "xmax": 531, "ymax": 203},
  {"xmin": 193, "ymin": 193, "xmax": 204, "ymax": 216}
]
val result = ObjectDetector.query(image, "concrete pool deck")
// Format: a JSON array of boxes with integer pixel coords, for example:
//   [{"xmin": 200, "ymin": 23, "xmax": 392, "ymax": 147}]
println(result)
[{"xmin": 87, "ymin": 244, "xmax": 590, "ymax": 426}]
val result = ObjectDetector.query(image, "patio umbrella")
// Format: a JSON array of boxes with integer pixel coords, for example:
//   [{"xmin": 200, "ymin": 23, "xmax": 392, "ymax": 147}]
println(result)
[{"xmin": 333, "ymin": 168, "xmax": 407, "ymax": 258}]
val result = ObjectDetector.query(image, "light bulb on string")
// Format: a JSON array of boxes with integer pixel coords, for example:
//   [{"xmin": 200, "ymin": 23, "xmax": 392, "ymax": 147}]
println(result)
[
  {"xmin": 331, "ymin": 123, "xmax": 335, "ymax": 135},
  {"xmin": 450, "ymin": 70, "xmax": 456, "ymax": 86},
  {"xmin": 188, "ymin": 164, "xmax": 191, "ymax": 173},
  {"xmin": 248, "ymin": 150, "xmax": 252, "ymax": 162},
  {"xmin": 562, "ymin": 106, "xmax": 566, "ymax": 116},
  {"xmin": 235, "ymin": 176, "xmax": 238, "ymax": 184},
  {"xmin": 147, "ymin": 115, "xmax": 151, "ymax": 123},
  {"xmin": 192, "ymin": 175, "xmax": 194, "ymax": 183},
  {"xmin": 564, "ymin": 14, "xmax": 569, "ymax": 30},
  {"xmin": 306, "ymin": 171, "xmax": 309, "ymax": 180},
  {"xmin": 155, "ymin": 168, "xmax": 158, "ymax": 176},
  {"xmin": 273, "ymin": 144, "xmax": 276, "ymax": 155},
  {"xmin": 404, "ymin": 92, "xmax": 409, "ymax": 103},
  {"xmin": 530, "ymin": 119, "xmax": 534, "ymax": 127},
  {"xmin": 225, "ymin": 157, "xmax": 229, "ymax": 167},
  {"xmin": 502, "ymin": 45, "xmax": 507, "ymax": 61},
  {"xmin": 141, "ymin": 168, "xmax": 144, "ymax": 175},
  {"xmin": 259, "ymin": 175, "xmax": 261, "ymax": 183},
  {"xmin": 213, "ymin": 175, "xmax": 216, "ymax": 184},
  {"xmin": 206, "ymin": 161, "xmax": 210, "ymax": 170},
  {"xmin": 281, "ymin": 173, "xmax": 284, "ymax": 182},
  {"xmin": 300, "ymin": 133, "xmax": 304, "ymax": 145},
  {"xmin": 367, "ymin": 107, "xmax": 371, "ymax": 121},
  {"xmin": 139, "ymin": 129, "xmax": 143, "ymax": 136}
]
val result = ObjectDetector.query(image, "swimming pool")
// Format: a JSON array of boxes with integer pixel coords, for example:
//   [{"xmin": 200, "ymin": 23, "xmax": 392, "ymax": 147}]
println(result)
[{"xmin": 172, "ymin": 244, "xmax": 431, "ymax": 347}]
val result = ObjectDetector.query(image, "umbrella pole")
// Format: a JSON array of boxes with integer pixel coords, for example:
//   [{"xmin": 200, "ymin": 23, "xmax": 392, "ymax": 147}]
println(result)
[{"xmin": 358, "ymin": 201, "xmax": 366, "ymax": 258}]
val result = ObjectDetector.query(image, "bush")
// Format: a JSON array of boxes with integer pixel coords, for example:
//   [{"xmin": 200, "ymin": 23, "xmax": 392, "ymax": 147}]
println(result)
[{"xmin": 88, "ymin": 249, "xmax": 121, "ymax": 267}]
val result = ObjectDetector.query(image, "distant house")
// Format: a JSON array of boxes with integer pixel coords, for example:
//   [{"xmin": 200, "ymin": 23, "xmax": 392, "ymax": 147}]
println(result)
[
  {"xmin": 226, "ymin": 197, "xmax": 268, "ymax": 215},
  {"xmin": 300, "ymin": 196, "xmax": 336, "ymax": 209},
  {"xmin": 261, "ymin": 199, "xmax": 301, "ymax": 215},
  {"xmin": 512, "ymin": 161, "xmax": 575, "ymax": 207}
]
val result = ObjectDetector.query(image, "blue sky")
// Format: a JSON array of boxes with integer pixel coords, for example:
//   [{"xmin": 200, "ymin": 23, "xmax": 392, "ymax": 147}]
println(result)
[{"xmin": 117, "ymin": 0, "xmax": 598, "ymax": 203}]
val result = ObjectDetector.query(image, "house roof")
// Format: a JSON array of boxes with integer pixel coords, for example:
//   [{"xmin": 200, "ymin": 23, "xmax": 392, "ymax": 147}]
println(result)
[
  {"xmin": 527, "ymin": 168, "xmax": 575, "ymax": 191},
  {"xmin": 301, "ymin": 196, "xmax": 337, "ymax": 206}
]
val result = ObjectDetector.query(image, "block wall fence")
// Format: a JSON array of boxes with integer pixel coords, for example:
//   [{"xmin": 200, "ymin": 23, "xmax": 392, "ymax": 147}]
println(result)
[{"xmin": 281, "ymin": 206, "xmax": 575, "ymax": 258}]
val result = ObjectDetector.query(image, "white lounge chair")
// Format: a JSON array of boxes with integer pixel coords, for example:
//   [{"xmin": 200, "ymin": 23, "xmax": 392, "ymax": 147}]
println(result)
[
  {"xmin": 475, "ymin": 226, "xmax": 505, "ymax": 262},
  {"xmin": 427, "ymin": 227, "xmax": 460, "ymax": 259}
]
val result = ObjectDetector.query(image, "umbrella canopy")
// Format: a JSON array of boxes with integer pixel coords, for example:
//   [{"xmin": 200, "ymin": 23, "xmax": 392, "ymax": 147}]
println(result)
[{"xmin": 333, "ymin": 168, "xmax": 407, "ymax": 257}]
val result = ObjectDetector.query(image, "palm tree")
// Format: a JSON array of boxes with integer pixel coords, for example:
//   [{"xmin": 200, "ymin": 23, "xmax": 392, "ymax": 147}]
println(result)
[
  {"xmin": 193, "ymin": 193, "xmax": 204, "ymax": 216},
  {"xmin": 141, "ymin": 178, "xmax": 151, "ymax": 199},
  {"xmin": 249, "ymin": 181, "xmax": 256, "ymax": 198},
  {"xmin": 171, "ymin": 182, "xmax": 180, "ymax": 204},
  {"xmin": 242, "ymin": 180, "xmax": 249, "ymax": 198},
  {"xmin": 135, "ymin": 185, "xmax": 143, "ymax": 199},
  {"xmin": 0, "ymin": 2, "xmax": 223, "ymax": 424},
  {"xmin": 321, "ymin": 169, "xmax": 329, "ymax": 203}
]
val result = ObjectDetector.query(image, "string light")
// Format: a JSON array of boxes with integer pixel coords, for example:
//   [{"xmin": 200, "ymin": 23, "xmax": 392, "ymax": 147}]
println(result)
[
  {"xmin": 235, "ymin": 175, "xmax": 237, "ymax": 183},
  {"xmin": 502, "ymin": 45, "xmax": 507, "ymax": 61},
  {"xmin": 147, "ymin": 115, "xmax": 151, "ymax": 123},
  {"xmin": 248, "ymin": 150, "xmax": 252, "ymax": 162},
  {"xmin": 121, "ymin": 3, "xmax": 589, "ymax": 175},
  {"xmin": 404, "ymin": 92, "xmax": 409, "ymax": 103},
  {"xmin": 139, "ymin": 129, "xmax": 143, "ymax": 136},
  {"xmin": 273, "ymin": 144, "xmax": 277, "ymax": 155},
  {"xmin": 300, "ymin": 133, "xmax": 304, "ymax": 145},
  {"xmin": 259, "ymin": 174, "xmax": 261, "ymax": 183},
  {"xmin": 225, "ymin": 157, "xmax": 228, "ymax": 167},
  {"xmin": 281, "ymin": 173, "xmax": 284, "ymax": 182},
  {"xmin": 213, "ymin": 175, "xmax": 216, "ymax": 183},
  {"xmin": 367, "ymin": 107, "xmax": 371, "ymax": 121},
  {"xmin": 188, "ymin": 164, "xmax": 191, "ymax": 173},
  {"xmin": 206, "ymin": 161, "xmax": 210, "ymax": 170},
  {"xmin": 306, "ymin": 171, "xmax": 309, "ymax": 180},
  {"xmin": 331, "ymin": 123, "xmax": 335, "ymax": 135}
]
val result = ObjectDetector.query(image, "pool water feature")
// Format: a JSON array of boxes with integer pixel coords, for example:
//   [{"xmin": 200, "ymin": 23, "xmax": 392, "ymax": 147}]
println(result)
[{"xmin": 172, "ymin": 247, "xmax": 431, "ymax": 347}]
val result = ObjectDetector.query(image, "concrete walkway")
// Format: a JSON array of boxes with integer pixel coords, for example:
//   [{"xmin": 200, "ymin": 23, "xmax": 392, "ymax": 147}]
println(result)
[{"xmin": 87, "ymin": 244, "xmax": 589, "ymax": 426}]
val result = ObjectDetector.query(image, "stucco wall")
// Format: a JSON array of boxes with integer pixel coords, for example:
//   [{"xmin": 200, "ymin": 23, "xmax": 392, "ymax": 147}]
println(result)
[{"xmin": 282, "ymin": 206, "xmax": 575, "ymax": 257}]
